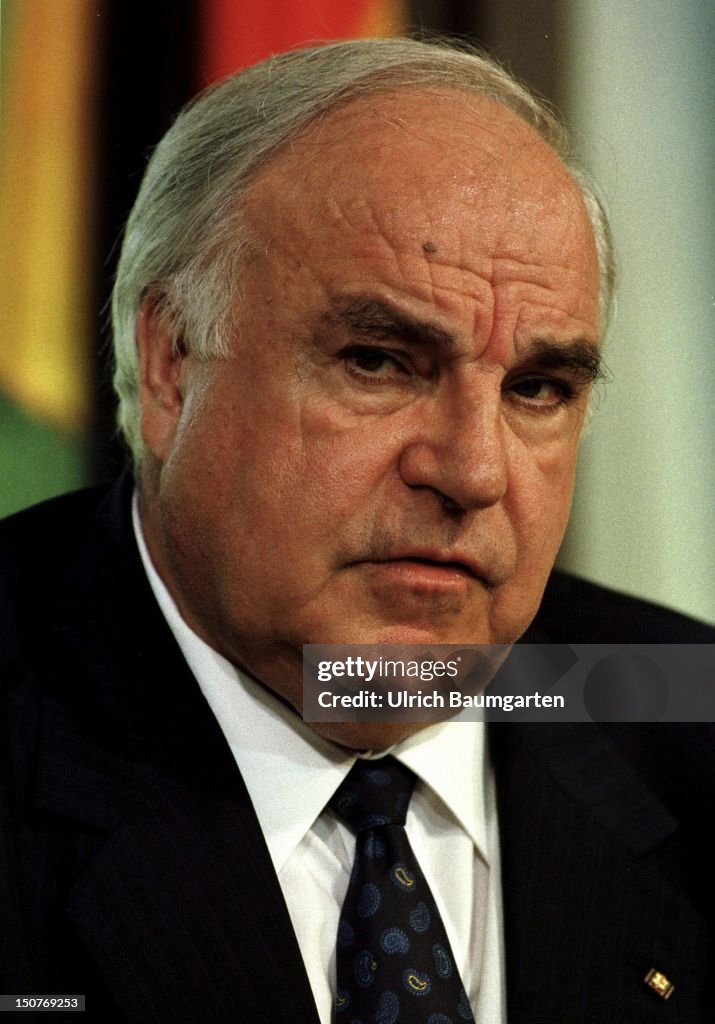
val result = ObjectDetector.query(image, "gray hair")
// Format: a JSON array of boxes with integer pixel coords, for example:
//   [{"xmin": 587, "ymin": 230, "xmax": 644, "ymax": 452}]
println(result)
[{"xmin": 112, "ymin": 36, "xmax": 615, "ymax": 461}]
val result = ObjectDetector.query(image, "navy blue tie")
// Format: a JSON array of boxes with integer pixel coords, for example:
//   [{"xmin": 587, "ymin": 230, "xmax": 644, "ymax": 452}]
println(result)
[{"xmin": 330, "ymin": 756, "xmax": 474, "ymax": 1024}]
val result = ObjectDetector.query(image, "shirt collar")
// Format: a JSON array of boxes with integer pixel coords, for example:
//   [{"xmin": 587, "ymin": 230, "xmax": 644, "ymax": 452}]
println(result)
[
  {"xmin": 132, "ymin": 493, "xmax": 490, "ymax": 871},
  {"xmin": 395, "ymin": 721, "xmax": 488, "ymax": 856}
]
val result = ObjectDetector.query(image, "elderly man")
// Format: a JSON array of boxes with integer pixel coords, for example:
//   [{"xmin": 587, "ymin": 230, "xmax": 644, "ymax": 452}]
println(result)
[{"xmin": 1, "ymin": 38, "xmax": 712, "ymax": 1024}]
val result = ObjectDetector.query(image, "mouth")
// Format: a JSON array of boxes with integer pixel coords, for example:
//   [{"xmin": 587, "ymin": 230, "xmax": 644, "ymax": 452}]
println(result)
[
  {"xmin": 389, "ymin": 556, "xmax": 475, "ymax": 575},
  {"xmin": 357, "ymin": 552, "xmax": 488, "ymax": 588}
]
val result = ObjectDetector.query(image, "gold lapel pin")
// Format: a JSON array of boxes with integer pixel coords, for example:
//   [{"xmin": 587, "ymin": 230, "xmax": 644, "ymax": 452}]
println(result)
[{"xmin": 644, "ymin": 968, "xmax": 674, "ymax": 1000}]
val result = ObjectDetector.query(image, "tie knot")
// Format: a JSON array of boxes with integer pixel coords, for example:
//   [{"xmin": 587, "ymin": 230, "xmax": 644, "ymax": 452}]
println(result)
[{"xmin": 330, "ymin": 756, "xmax": 416, "ymax": 833}]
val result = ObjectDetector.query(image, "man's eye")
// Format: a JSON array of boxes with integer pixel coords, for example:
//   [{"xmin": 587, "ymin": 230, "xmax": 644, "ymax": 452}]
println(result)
[
  {"xmin": 341, "ymin": 346, "xmax": 409, "ymax": 379},
  {"xmin": 508, "ymin": 377, "xmax": 574, "ymax": 408}
]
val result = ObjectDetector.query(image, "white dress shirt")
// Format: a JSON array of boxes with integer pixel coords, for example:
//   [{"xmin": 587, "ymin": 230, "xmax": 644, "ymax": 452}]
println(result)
[{"xmin": 132, "ymin": 496, "xmax": 506, "ymax": 1023}]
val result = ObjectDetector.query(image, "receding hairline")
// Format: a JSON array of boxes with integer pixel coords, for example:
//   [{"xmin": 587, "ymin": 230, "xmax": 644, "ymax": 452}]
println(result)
[
  {"xmin": 244, "ymin": 82, "xmax": 569, "ymax": 175},
  {"xmin": 236, "ymin": 83, "xmax": 597, "ymax": 259}
]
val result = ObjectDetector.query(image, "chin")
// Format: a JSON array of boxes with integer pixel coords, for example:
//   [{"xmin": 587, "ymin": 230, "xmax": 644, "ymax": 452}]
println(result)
[
  {"xmin": 327, "ymin": 614, "xmax": 496, "ymax": 647},
  {"xmin": 363, "ymin": 626, "xmax": 475, "ymax": 645},
  {"xmin": 311, "ymin": 719, "xmax": 436, "ymax": 753}
]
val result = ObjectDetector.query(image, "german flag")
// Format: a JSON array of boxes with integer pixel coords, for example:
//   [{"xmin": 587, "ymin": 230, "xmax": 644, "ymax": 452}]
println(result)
[
  {"xmin": 0, "ymin": 0, "xmax": 97, "ymax": 515},
  {"xmin": 200, "ymin": 0, "xmax": 406, "ymax": 82}
]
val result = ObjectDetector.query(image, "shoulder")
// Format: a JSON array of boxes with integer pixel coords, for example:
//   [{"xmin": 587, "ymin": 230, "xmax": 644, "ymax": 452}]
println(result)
[
  {"xmin": 0, "ymin": 483, "xmax": 115, "ymax": 578},
  {"xmin": 530, "ymin": 568, "xmax": 714, "ymax": 642},
  {"xmin": 0, "ymin": 477, "xmax": 134, "ymax": 668}
]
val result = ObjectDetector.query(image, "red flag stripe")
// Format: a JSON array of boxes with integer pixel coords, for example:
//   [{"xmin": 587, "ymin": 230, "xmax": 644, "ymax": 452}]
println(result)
[{"xmin": 199, "ymin": 0, "xmax": 405, "ymax": 84}]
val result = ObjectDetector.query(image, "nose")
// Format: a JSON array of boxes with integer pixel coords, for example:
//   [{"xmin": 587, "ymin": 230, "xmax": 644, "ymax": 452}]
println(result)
[{"xmin": 398, "ymin": 383, "xmax": 508, "ymax": 512}]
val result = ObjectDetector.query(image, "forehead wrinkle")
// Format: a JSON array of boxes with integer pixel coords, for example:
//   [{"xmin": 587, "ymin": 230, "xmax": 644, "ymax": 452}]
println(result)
[
  {"xmin": 324, "ymin": 192, "xmax": 395, "ymax": 242},
  {"xmin": 417, "ymin": 249, "xmax": 495, "ymax": 346},
  {"xmin": 490, "ymin": 255, "xmax": 591, "ymax": 295},
  {"xmin": 419, "ymin": 246, "xmax": 596, "ymax": 350}
]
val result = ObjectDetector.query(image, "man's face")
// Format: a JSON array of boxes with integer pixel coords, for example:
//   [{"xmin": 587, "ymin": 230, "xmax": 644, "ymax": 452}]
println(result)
[{"xmin": 139, "ymin": 90, "xmax": 600, "ymax": 746}]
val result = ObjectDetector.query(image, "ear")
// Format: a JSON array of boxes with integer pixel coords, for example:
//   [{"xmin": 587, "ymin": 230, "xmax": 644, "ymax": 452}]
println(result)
[{"xmin": 136, "ymin": 295, "xmax": 186, "ymax": 463}]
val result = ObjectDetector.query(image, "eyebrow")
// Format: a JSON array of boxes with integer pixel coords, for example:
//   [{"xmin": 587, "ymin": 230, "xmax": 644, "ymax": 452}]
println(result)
[
  {"xmin": 328, "ymin": 297, "xmax": 455, "ymax": 351},
  {"xmin": 327, "ymin": 295, "xmax": 602, "ymax": 380},
  {"xmin": 516, "ymin": 339, "xmax": 603, "ymax": 381}
]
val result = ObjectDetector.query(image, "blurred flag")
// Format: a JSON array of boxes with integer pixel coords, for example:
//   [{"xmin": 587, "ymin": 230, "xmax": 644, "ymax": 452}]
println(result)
[
  {"xmin": 0, "ymin": 0, "xmax": 97, "ymax": 514},
  {"xmin": 200, "ymin": 0, "xmax": 406, "ymax": 82}
]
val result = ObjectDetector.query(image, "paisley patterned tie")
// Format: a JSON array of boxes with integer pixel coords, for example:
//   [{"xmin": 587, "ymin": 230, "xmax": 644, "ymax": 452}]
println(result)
[{"xmin": 330, "ymin": 756, "xmax": 474, "ymax": 1024}]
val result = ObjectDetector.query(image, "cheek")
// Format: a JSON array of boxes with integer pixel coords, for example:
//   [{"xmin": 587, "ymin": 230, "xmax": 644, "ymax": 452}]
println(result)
[
  {"xmin": 182, "ymin": 411, "xmax": 396, "ymax": 573},
  {"xmin": 295, "ymin": 407, "xmax": 406, "ymax": 516},
  {"xmin": 507, "ymin": 438, "xmax": 579, "ymax": 552}
]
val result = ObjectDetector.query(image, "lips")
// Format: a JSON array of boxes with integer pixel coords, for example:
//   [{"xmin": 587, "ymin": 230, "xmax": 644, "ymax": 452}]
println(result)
[
  {"xmin": 361, "ymin": 550, "xmax": 488, "ymax": 584},
  {"xmin": 384, "ymin": 556, "xmax": 474, "ymax": 577}
]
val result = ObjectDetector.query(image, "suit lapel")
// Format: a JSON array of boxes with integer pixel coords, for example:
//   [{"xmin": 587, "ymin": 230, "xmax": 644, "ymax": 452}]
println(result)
[
  {"xmin": 31, "ymin": 476, "xmax": 320, "ymax": 1023},
  {"xmin": 492, "ymin": 722, "xmax": 709, "ymax": 1023},
  {"xmin": 62, "ymin": 775, "xmax": 319, "ymax": 1024}
]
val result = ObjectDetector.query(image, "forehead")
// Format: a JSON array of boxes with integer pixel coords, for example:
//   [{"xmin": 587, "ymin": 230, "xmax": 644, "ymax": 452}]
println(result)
[{"xmin": 241, "ymin": 88, "xmax": 599, "ymax": 326}]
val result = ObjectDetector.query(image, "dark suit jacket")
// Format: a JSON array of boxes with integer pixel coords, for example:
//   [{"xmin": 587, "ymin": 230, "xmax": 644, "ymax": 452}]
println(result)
[{"xmin": 1, "ymin": 477, "xmax": 713, "ymax": 1022}]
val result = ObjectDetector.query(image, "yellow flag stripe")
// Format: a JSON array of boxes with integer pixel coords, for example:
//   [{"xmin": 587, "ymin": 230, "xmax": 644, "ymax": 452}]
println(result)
[
  {"xmin": 0, "ymin": 0, "xmax": 96, "ymax": 432},
  {"xmin": 356, "ymin": 0, "xmax": 407, "ymax": 37}
]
